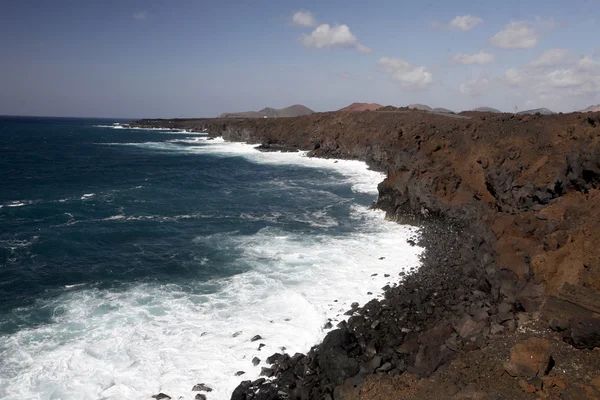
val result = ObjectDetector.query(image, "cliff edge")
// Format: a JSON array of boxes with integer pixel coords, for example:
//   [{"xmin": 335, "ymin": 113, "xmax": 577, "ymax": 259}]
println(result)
[{"xmin": 132, "ymin": 110, "xmax": 600, "ymax": 399}]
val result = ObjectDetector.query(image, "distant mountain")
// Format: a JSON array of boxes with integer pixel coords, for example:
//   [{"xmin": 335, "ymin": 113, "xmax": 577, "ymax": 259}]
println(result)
[
  {"xmin": 432, "ymin": 107, "xmax": 454, "ymax": 114},
  {"xmin": 219, "ymin": 104, "xmax": 314, "ymax": 118},
  {"xmin": 377, "ymin": 106, "xmax": 410, "ymax": 112},
  {"xmin": 339, "ymin": 103, "xmax": 383, "ymax": 112},
  {"xmin": 408, "ymin": 104, "xmax": 433, "ymax": 111},
  {"xmin": 518, "ymin": 107, "xmax": 555, "ymax": 115},
  {"xmin": 471, "ymin": 107, "xmax": 502, "ymax": 113},
  {"xmin": 580, "ymin": 104, "xmax": 600, "ymax": 113}
]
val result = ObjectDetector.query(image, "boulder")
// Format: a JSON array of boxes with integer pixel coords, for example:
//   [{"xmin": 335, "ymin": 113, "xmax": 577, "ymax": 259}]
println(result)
[
  {"xmin": 516, "ymin": 282, "xmax": 545, "ymax": 312},
  {"xmin": 317, "ymin": 329, "xmax": 360, "ymax": 385},
  {"xmin": 415, "ymin": 323, "xmax": 454, "ymax": 376},
  {"xmin": 231, "ymin": 380, "xmax": 252, "ymax": 400},
  {"xmin": 192, "ymin": 383, "xmax": 213, "ymax": 392},
  {"xmin": 151, "ymin": 394, "xmax": 171, "ymax": 400},
  {"xmin": 504, "ymin": 337, "xmax": 552, "ymax": 377},
  {"xmin": 567, "ymin": 317, "xmax": 600, "ymax": 349},
  {"xmin": 454, "ymin": 315, "xmax": 486, "ymax": 339}
]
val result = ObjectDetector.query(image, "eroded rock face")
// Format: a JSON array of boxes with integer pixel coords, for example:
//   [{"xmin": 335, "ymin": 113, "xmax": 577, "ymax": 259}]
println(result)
[{"xmin": 131, "ymin": 111, "xmax": 600, "ymax": 399}]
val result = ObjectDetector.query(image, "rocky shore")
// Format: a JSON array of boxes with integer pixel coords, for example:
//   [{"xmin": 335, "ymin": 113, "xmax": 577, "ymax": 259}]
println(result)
[{"xmin": 131, "ymin": 110, "xmax": 600, "ymax": 399}]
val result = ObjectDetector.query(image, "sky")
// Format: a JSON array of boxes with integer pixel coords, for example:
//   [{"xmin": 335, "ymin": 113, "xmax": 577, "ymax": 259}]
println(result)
[{"xmin": 1, "ymin": 0, "xmax": 599, "ymax": 118}]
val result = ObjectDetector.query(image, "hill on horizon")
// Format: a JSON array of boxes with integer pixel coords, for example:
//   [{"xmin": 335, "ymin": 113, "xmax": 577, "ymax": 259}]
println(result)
[
  {"xmin": 432, "ymin": 107, "xmax": 454, "ymax": 114},
  {"xmin": 408, "ymin": 104, "xmax": 433, "ymax": 111},
  {"xmin": 219, "ymin": 104, "xmax": 313, "ymax": 118},
  {"xmin": 518, "ymin": 107, "xmax": 555, "ymax": 115},
  {"xmin": 471, "ymin": 106, "xmax": 503, "ymax": 113},
  {"xmin": 339, "ymin": 103, "xmax": 383, "ymax": 112},
  {"xmin": 580, "ymin": 104, "xmax": 600, "ymax": 113}
]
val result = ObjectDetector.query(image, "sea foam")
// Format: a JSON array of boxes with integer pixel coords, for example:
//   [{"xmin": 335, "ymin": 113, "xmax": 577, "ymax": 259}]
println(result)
[{"xmin": 0, "ymin": 136, "xmax": 423, "ymax": 400}]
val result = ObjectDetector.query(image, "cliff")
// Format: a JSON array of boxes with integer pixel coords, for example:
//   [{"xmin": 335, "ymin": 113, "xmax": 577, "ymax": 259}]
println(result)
[{"xmin": 132, "ymin": 110, "xmax": 600, "ymax": 399}]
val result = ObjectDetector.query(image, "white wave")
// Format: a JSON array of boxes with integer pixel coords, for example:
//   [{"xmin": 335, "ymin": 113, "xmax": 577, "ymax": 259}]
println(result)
[
  {"xmin": 0, "ymin": 207, "xmax": 421, "ymax": 400},
  {"xmin": 5, "ymin": 201, "xmax": 27, "ymax": 207},
  {"xmin": 81, "ymin": 193, "xmax": 96, "ymax": 200},
  {"xmin": 111, "ymin": 137, "xmax": 382, "ymax": 195},
  {"xmin": 104, "ymin": 215, "xmax": 126, "ymax": 221},
  {"xmin": 64, "ymin": 283, "xmax": 86, "ymax": 289},
  {"xmin": 102, "ymin": 213, "xmax": 210, "ymax": 222},
  {"xmin": 0, "ymin": 236, "xmax": 39, "ymax": 250},
  {"xmin": 0, "ymin": 133, "xmax": 423, "ymax": 400},
  {"xmin": 93, "ymin": 123, "xmax": 192, "ymax": 133}
]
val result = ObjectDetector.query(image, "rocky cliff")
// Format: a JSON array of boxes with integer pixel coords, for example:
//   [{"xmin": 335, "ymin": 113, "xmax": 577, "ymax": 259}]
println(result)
[{"xmin": 132, "ymin": 111, "xmax": 600, "ymax": 399}]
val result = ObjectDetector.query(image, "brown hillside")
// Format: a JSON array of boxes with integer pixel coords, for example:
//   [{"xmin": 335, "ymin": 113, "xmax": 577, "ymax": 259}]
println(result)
[{"xmin": 339, "ymin": 103, "xmax": 383, "ymax": 112}]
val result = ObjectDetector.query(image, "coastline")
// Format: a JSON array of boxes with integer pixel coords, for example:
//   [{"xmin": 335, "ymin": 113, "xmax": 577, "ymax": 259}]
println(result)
[{"xmin": 129, "ymin": 111, "xmax": 600, "ymax": 399}]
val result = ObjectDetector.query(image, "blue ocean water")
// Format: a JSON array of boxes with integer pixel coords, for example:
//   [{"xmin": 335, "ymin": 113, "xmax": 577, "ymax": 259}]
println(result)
[{"xmin": 0, "ymin": 116, "xmax": 421, "ymax": 399}]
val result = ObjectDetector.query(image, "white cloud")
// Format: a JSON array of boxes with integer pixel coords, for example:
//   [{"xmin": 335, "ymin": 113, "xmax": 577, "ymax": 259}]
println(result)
[
  {"xmin": 504, "ymin": 53, "xmax": 600, "ymax": 99},
  {"xmin": 378, "ymin": 57, "xmax": 432, "ymax": 89},
  {"xmin": 529, "ymin": 48, "xmax": 570, "ymax": 67},
  {"xmin": 459, "ymin": 77, "xmax": 490, "ymax": 96},
  {"xmin": 449, "ymin": 15, "xmax": 483, "ymax": 31},
  {"xmin": 490, "ymin": 21, "xmax": 538, "ymax": 49},
  {"xmin": 301, "ymin": 24, "xmax": 371, "ymax": 53},
  {"xmin": 356, "ymin": 43, "xmax": 372, "ymax": 53},
  {"xmin": 292, "ymin": 11, "xmax": 317, "ymax": 27},
  {"xmin": 431, "ymin": 15, "xmax": 483, "ymax": 31},
  {"xmin": 453, "ymin": 51, "xmax": 495, "ymax": 65},
  {"xmin": 133, "ymin": 11, "xmax": 147, "ymax": 21},
  {"xmin": 490, "ymin": 18, "xmax": 556, "ymax": 49},
  {"xmin": 505, "ymin": 68, "xmax": 523, "ymax": 85}
]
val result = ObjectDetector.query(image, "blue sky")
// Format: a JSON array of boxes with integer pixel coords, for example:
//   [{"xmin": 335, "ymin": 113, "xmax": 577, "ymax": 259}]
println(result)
[{"xmin": 1, "ymin": 0, "xmax": 599, "ymax": 118}]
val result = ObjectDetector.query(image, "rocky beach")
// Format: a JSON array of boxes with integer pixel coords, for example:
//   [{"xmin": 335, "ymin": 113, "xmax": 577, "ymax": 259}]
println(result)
[{"xmin": 131, "ymin": 109, "xmax": 600, "ymax": 400}]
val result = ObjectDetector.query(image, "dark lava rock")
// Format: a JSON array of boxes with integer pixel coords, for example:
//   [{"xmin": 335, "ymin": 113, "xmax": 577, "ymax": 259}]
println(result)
[
  {"xmin": 567, "ymin": 317, "xmax": 600, "ymax": 349},
  {"xmin": 258, "ymin": 343, "xmax": 265, "ymax": 351},
  {"xmin": 266, "ymin": 353, "xmax": 284, "ymax": 365},
  {"xmin": 318, "ymin": 328, "xmax": 360, "ymax": 385},
  {"xmin": 252, "ymin": 357, "xmax": 261, "ymax": 366},
  {"xmin": 415, "ymin": 323, "xmax": 455, "ymax": 376},
  {"xmin": 233, "ymin": 331, "xmax": 242, "ymax": 337},
  {"xmin": 151, "ymin": 394, "xmax": 171, "ymax": 400},
  {"xmin": 235, "ymin": 371, "xmax": 245, "ymax": 376},
  {"xmin": 195, "ymin": 395, "xmax": 206, "ymax": 400},
  {"xmin": 192, "ymin": 383, "xmax": 213, "ymax": 392},
  {"xmin": 251, "ymin": 335, "xmax": 263, "ymax": 342},
  {"xmin": 455, "ymin": 315, "xmax": 486, "ymax": 339},
  {"xmin": 230, "ymin": 380, "xmax": 251, "ymax": 400}
]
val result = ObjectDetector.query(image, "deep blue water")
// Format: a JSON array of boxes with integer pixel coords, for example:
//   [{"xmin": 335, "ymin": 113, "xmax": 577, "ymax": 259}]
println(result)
[
  {"xmin": 0, "ymin": 116, "xmax": 377, "ymax": 332},
  {"xmin": 0, "ymin": 116, "xmax": 420, "ymax": 399}
]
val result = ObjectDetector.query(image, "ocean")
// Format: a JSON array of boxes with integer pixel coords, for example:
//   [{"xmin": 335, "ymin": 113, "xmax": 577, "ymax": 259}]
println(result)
[{"xmin": 0, "ymin": 116, "xmax": 422, "ymax": 399}]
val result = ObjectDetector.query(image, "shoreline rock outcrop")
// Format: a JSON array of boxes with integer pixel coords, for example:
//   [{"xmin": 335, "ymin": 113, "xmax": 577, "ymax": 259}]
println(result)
[{"xmin": 131, "ymin": 110, "xmax": 600, "ymax": 399}]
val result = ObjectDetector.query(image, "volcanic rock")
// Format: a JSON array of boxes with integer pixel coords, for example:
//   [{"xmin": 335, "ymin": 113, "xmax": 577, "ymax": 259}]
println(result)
[
  {"xmin": 504, "ymin": 338, "xmax": 552, "ymax": 377},
  {"xmin": 567, "ymin": 317, "xmax": 600, "ymax": 349},
  {"xmin": 192, "ymin": 383, "xmax": 213, "ymax": 392}
]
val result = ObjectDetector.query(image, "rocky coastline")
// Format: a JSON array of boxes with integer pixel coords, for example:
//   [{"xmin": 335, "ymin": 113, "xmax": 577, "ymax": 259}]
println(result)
[{"xmin": 131, "ymin": 110, "xmax": 600, "ymax": 399}]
